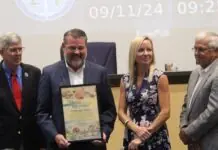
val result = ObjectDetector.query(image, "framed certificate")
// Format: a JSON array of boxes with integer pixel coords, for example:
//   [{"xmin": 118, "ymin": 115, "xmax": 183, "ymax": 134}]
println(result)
[{"xmin": 60, "ymin": 84, "xmax": 102, "ymax": 142}]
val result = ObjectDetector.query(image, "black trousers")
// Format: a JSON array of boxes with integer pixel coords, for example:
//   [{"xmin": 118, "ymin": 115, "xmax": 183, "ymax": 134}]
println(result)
[
  {"xmin": 48, "ymin": 141, "xmax": 107, "ymax": 150},
  {"xmin": 68, "ymin": 142, "xmax": 106, "ymax": 150}
]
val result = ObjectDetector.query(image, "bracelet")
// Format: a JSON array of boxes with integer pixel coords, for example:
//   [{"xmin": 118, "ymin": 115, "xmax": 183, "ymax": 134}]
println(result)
[{"xmin": 124, "ymin": 120, "xmax": 130, "ymax": 127}]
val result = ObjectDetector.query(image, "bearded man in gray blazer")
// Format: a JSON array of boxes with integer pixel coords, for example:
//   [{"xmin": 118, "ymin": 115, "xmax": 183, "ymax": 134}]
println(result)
[{"xmin": 179, "ymin": 31, "xmax": 218, "ymax": 150}]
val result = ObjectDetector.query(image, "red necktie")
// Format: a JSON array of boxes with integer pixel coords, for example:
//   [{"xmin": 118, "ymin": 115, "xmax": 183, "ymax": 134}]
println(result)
[{"xmin": 11, "ymin": 73, "xmax": 22, "ymax": 111}]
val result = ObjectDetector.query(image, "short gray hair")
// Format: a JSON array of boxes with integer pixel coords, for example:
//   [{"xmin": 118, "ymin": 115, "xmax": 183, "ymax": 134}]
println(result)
[
  {"xmin": 195, "ymin": 31, "xmax": 218, "ymax": 50},
  {"xmin": 0, "ymin": 32, "xmax": 22, "ymax": 50},
  {"xmin": 208, "ymin": 35, "xmax": 218, "ymax": 50}
]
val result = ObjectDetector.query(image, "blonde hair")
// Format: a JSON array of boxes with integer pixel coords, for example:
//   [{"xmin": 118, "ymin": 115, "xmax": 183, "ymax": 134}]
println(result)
[{"xmin": 128, "ymin": 36, "xmax": 155, "ymax": 86}]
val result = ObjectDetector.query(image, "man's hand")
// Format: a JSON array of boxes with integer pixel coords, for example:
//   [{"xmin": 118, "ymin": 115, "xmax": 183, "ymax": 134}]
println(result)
[
  {"xmin": 55, "ymin": 134, "xmax": 70, "ymax": 149},
  {"xmin": 92, "ymin": 132, "xmax": 107, "ymax": 145},
  {"xmin": 179, "ymin": 129, "xmax": 191, "ymax": 145}
]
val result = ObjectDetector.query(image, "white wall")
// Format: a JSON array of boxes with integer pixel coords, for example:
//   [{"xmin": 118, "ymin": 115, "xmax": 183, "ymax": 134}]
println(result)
[{"xmin": 1, "ymin": 0, "xmax": 218, "ymax": 74}]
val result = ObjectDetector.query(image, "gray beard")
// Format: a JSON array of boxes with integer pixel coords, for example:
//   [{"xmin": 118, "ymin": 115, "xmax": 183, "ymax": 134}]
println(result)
[{"xmin": 67, "ymin": 58, "xmax": 84, "ymax": 70}]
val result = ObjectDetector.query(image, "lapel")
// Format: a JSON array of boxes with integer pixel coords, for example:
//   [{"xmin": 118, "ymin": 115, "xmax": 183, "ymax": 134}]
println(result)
[
  {"xmin": 83, "ymin": 61, "xmax": 91, "ymax": 84},
  {"xmin": 0, "ymin": 61, "xmax": 20, "ymax": 113},
  {"xmin": 58, "ymin": 61, "xmax": 70, "ymax": 86},
  {"xmin": 186, "ymin": 69, "xmax": 200, "ymax": 111},
  {"xmin": 188, "ymin": 59, "xmax": 218, "ymax": 114},
  {"xmin": 21, "ymin": 63, "xmax": 30, "ymax": 113}
]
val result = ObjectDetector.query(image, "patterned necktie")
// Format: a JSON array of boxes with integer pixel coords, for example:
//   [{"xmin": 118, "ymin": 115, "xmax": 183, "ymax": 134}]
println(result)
[{"xmin": 11, "ymin": 73, "xmax": 22, "ymax": 111}]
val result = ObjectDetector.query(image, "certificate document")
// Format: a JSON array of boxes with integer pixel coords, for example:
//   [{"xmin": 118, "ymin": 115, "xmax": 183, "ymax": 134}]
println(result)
[{"xmin": 60, "ymin": 84, "xmax": 102, "ymax": 142}]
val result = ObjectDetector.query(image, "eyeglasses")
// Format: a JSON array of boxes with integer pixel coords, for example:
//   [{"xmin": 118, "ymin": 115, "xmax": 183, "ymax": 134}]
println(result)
[
  {"xmin": 7, "ymin": 47, "xmax": 25, "ymax": 53},
  {"xmin": 192, "ymin": 47, "xmax": 210, "ymax": 54}
]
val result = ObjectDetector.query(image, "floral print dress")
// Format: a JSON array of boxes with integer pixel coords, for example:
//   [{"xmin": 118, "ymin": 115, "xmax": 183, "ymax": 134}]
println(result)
[{"xmin": 122, "ymin": 69, "xmax": 171, "ymax": 150}]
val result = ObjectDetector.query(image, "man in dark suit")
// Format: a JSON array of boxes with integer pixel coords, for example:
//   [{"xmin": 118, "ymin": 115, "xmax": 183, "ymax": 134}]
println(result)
[
  {"xmin": 36, "ymin": 28, "xmax": 117, "ymax": 150},
  {"xmin": 0, "ymin": 32, "xmax": 43, "ymax": 149}
]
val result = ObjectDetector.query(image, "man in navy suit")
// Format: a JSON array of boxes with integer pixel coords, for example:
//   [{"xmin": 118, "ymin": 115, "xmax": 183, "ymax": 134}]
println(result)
[
  {"xmin": 0, "ymin": 32, "xmax": 43, "ymax": 149},
  {"xmin": 36, "ymin": 28, "xmax": 117, "ymax": 150}
]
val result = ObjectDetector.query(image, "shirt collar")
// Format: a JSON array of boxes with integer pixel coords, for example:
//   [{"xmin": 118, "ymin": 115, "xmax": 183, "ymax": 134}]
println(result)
[{"xmin": 2, "ymin": 61, "xmax": 22, "ymax": 77}]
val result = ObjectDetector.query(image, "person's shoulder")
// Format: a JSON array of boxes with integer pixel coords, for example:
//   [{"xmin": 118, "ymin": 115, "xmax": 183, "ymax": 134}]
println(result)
[
  {"xmin": 86, "ymin": 61, "xmax": 106, "ymax": 72},
  {"xmin": 42, "ymin": 60, "xmax": 64, "ymax": 72},
  {"xmin": 189, "ymin": 66, "xmax": 201, "ymax": 77},
  {"xmin": 21, "ymin": 63, "xmax": 40, "ymax": 73},
  {"xmin": 193, "ymin": 66, "xmax": 201, "ymax": 72}
]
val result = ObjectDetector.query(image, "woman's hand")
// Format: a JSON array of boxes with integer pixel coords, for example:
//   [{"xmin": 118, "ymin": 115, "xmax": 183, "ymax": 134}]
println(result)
[
  {"xmin": 128, "ymin": 138, "xmax": 142, "ymax": 150},
  {"xmin": 135, "ymin": 126, "xmax": 151, "ymax": 141}
]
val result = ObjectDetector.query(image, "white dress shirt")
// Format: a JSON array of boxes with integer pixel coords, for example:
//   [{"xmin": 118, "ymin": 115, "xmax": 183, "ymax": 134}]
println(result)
[{"xmin": 65, "ymin": 61, "xmax": 85, "ymax": 85}]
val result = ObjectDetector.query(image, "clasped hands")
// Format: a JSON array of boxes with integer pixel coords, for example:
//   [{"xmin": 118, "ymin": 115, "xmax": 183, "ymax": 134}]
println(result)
[
  {"xmin": 135, "ymin": 126, "xmax": 152, "ymax": 141},
  {"xmin": 128, "ymin": 126, "xmax": 151, "ymax": 150}
]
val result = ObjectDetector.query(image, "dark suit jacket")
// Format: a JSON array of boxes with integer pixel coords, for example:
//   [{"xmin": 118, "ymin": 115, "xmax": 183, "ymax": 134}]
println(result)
[
  {"xmin": 36, "ymin": 60, "xmax": 116, "ymax": 150},
  {"xmin": 0, "ymin": 61, "xmax": 43, "ymax": 150}
]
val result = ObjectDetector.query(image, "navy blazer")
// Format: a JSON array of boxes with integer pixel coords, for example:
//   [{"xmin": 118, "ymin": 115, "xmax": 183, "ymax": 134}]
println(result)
[
  {"xmin": 0, "ymin": 61, "xmax": 43, "ymax": 149},
  {"xmin": 36, "ymin": 60, "xmax": 116, "ymax": 149}
]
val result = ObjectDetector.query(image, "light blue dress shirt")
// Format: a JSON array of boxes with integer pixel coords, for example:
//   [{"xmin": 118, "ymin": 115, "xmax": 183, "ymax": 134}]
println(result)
[{"xmin": 2, "ymin": 61, "xmax": 23, "ymax": 89}]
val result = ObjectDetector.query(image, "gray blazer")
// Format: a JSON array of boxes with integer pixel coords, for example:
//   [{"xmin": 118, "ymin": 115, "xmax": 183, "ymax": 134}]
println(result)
[{"xmin": 180, "ymin": 59, "xmax": 218, "ymax": 150}]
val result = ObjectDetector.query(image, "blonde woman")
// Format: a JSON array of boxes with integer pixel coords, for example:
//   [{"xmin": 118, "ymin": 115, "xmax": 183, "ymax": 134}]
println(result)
[{"xmin": 118, "ymin": 36, "xmax": 171, "ymax": 150}]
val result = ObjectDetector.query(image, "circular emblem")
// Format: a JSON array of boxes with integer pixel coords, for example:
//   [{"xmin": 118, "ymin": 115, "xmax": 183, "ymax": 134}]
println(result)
[{"xmin": 15, "ymin": 0, "xmax": 75, "ymax": 21}]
